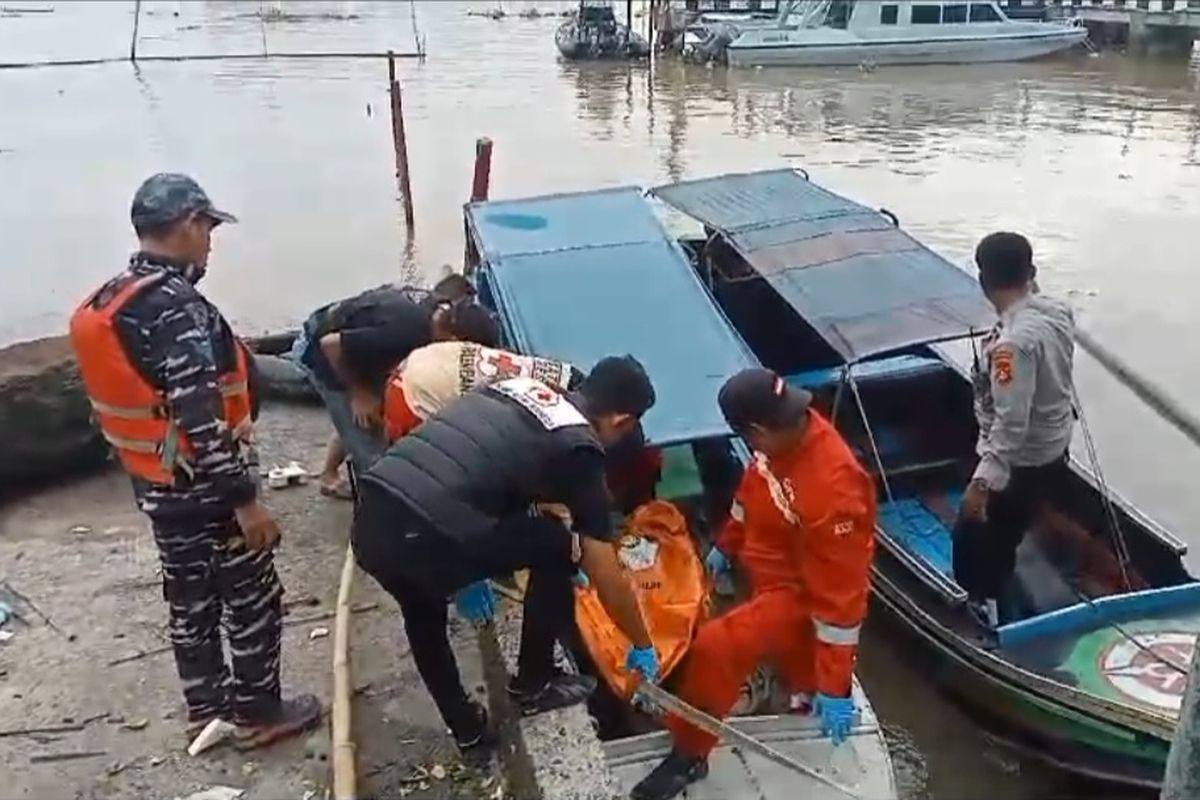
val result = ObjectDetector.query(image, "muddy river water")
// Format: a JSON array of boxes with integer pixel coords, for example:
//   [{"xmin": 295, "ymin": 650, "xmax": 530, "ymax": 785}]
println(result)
[{"xmin": 3, "ymin": 1, "xmax": 1200, "ymax": 797}]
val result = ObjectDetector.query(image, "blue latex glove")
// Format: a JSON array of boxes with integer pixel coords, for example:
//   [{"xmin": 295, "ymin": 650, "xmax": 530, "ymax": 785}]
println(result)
[
  {"xmin": 625, "ymin": 645, "xmax": 660, "ymax": 684},
  {"xmin": 573, "ymin": 570, "xmax": 590, "ymax": 588},
  {"xmin": 814, "ymin": 693, "xmax": 856, "ymax": 745},
  {"xmin": 704, "ymin": 547, "xmax": 730, "ymax": 577},
  {"xmin": 453, "ymin": 580, "xmax": 496, "ymax": 625}
]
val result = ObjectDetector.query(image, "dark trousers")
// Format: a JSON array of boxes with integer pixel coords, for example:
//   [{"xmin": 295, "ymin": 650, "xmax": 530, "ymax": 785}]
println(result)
[
  {"xmin": 352, "ymin": 498, "xmax": 576, "ymax": 739},
  {"xmin": 151, "ymin": 513, "xmax": 284, "ymax": 723},
  {"xmin": 952, "ymin": 455, "xmax": 1070, "ymax": 603}
]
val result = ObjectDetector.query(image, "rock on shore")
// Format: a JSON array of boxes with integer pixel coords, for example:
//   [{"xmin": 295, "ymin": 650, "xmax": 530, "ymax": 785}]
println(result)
[
  {"xmin": 0, "ymin": 336, "xmax": 109, "ymax": 487},
  {"xmin": 0, "ymin": 333, "xmax": 318, "ymax": 489}
]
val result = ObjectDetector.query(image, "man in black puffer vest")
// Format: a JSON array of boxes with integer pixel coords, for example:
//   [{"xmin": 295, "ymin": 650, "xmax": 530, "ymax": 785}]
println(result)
[{"xmin": 352, "ymin": 355, "xmax": 661, "ymax": 760}]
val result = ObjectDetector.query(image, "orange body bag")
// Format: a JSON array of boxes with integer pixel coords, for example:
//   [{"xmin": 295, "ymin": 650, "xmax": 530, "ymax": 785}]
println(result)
[{"xmin": 574, "ymin": 500, "xmax": 708, "ymax": 699}]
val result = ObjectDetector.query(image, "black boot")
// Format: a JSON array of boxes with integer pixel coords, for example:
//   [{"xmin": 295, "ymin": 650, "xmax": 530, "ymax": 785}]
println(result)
[
  {"xmin": 450, "ymin": 701, "xmax": 497, "ymax": 768},
  {"xmin": 507, "ymin": 673, "xmax": 597, "ymax": 717},
  {"xmin": 630, "ymin": 748, "xmax": 708, "ymax": 800}
]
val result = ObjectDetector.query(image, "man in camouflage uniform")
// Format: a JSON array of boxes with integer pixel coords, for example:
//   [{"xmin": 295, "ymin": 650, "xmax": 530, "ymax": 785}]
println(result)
[
  {"xmin": 82, "ymin": 174, "xmax": 319, "ymax": 746},
  {"xmin": 953, "ymin": 231, "xmax": 1076, "ymax": 628}
]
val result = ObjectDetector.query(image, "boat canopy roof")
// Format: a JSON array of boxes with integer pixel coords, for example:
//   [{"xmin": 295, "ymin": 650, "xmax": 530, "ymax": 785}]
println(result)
[
  {"xmin": 465, "ymin": 185, "xmax": 759, "ymax": 447},
  {"xmin": 651, "ymin": 169, "xmax": 996, "ymax": 363}
]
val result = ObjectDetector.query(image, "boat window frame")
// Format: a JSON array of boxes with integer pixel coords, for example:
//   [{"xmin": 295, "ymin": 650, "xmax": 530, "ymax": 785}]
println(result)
[
  {"xmin": 942, "ymin": 3, "xmax": 969, "ymax": 23},
  {"xmin": 910, "ymin": 4, "xmax": 943, "ymax": 24},
  {"xmin": 879, "ymin": 3, "xmax": 899, "ymax": 24},
  {"xmin": 968, "ymin": 2, "xmax": 1003, "ymax": 21}
]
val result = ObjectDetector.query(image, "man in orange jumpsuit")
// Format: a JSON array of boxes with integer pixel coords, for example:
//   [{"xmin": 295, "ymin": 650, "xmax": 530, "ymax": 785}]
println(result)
[{"xmin": 632, "ymin": 368, "xmax": 877, "ymax": 800}]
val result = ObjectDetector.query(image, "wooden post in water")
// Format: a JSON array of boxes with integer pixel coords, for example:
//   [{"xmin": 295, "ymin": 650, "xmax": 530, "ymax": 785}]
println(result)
[
  {"xmin": 627, "ymin": 0, "xmax": 634, "ymax": 30},
  {"xmin": 387, "ymin": 50, "xmax": 415, "ymax": 232},
  {"xmin": 648, "ymin": 0, "xmax": 656, "ymax": 51},
  {"xmin": 463, "ymin": 137, "xmax": 494, "ymax": 272},
  {"xmin": 129, "ymin": 0, "xmax": 142, "ymax": 62},
  {"xmin": 470, "ymin": 137, "xmax": 493, "ymax": 205},
  {"xmin": 1163, "ymin": 648, "xmax": 1200, "ymax": 800}
]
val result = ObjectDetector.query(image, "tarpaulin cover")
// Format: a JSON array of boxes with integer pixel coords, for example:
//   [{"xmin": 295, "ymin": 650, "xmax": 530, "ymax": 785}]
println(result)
[
  {"xmin": 651, "ymin": 169, "xmax": 995, "ymax": 362},
  {"xmin": 466, "ymin": 186, "xmax": 758, "ymax": 446}
]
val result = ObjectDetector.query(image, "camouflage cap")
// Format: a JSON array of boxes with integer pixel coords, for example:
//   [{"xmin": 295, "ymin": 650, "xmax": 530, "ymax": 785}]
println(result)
[{"xmin": 130, "ymin": 173, "xmax": 238, "ymax": 229}]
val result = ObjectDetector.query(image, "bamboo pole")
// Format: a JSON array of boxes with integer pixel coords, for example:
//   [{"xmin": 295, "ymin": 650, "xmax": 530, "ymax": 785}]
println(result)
[
  {"xmin": 1075, "ymin": 328, "xmax": 1200, "ymax": 449},
  {"xmin": 129, "ymin": 0, "xmax": 142, "ymax": 62},
  {"xmin": 331, "ymin": 546, "xmax": 358, "ymax": 800}
]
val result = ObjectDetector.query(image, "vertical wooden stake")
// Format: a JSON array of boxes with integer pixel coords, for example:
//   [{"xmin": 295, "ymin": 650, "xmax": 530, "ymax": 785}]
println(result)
[
  {"xmin": 130, "ymin": 0, "xmax": 143, "ymax": 62},
  {"xmin": 648, "ymin": 0, "xmax": 655, "ymax": 51},
  {"xmin": 464, "ymin": 137, "xmax": 494, "ymax": 272},
  {"xmin": 388, "ymin": 51, "xmax": 415, "ymax": 232},
  {"xmin": 470, "ymin": 137, "xmax": 493, "ymax": 204}
]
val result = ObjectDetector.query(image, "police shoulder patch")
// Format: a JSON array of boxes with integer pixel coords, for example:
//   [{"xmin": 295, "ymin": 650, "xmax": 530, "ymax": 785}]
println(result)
[{"xmin": 991, "ymin": 344, "xmax": 1015, "ymax": 387}]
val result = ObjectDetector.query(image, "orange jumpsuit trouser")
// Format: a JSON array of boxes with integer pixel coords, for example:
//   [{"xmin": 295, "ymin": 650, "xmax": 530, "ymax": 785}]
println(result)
[{"xmin": 665, "ymin": 584, "xmax": 815, "ymax": 758}]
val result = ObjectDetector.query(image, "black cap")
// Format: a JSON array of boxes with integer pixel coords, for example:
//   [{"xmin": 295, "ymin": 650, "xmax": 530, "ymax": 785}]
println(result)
[
  {"xmin": 718, "ymin": 368, "xmax": 812, "ymax": 433},
  {"xmin": 130, "ymin": 173, "xmax": 238, "ymax": 230},
  {"xmin": 581, "ymin": 355, "xmax": 656, "ymax": 417}
]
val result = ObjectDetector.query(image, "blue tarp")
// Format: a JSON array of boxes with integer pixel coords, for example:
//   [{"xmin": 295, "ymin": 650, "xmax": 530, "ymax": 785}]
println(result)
[
  {"xmin": 651, "ymin": 169, "xmax": 995, "ymax": 363},
  {"xmin": 466, "ymin": 186, "xmax": 759, "ymax": 446}
]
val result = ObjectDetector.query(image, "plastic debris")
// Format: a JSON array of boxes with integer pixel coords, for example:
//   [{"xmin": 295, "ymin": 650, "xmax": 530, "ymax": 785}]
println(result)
[
  {"xmin": 430, "ymin": 764, "xmax": 446, "ymax": 780},
  {"xmin": 173, "ymin": 788, "xmax": 244, "ymax": 800},
  {"xmin": 121, "ymin": 719, "xmax": 149, "ymax": 731},
  {"xmin": 0, "ymin": 631, "xmax": 13, "ymax": 644},
  {"xmin": 267, "ymin": 462, "xmax": 309, "ymax": 490},
  {"xmin": 0, "ymin": 600, "xmax": 10, "ymax": 627},
  {"xmin": 69, "ymin": 525, "xmax": 91, "ymax": 536},
  {"xmin": 186, "ymin": 718, "xmax": 236, "ymax": 756},
  {"xmin": 308, "ymin": 627, "xmax": 330, "ymax": 641}
]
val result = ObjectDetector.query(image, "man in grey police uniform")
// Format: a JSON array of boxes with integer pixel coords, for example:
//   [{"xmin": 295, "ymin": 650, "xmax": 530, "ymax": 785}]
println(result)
[{"xmin": 952, "ymin": 231, "xmax": 1077, "ymax": 627}]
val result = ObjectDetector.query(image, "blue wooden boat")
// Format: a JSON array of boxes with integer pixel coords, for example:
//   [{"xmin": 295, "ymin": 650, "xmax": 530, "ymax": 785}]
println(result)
[
  {"xmin": 464, "ymin": 184, "xmax": 899, "ymax": 800},
  {"xmin": 649, "ymin": 168, "xmax": 1199, "ymax": 790}
]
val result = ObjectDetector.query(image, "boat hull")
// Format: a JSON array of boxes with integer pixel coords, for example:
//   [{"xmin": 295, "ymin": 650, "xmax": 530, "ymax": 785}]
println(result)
[
  {"xmin": 556, "ymin": 20, "xmax": 651, "ymax": 60},
  {"xmin": 605, "ymin": 679, "xmax": 899, "ymax": 799},
  {"xmin": 727, "ymin": 28, "xmax": 1087, "ymax": 67}
]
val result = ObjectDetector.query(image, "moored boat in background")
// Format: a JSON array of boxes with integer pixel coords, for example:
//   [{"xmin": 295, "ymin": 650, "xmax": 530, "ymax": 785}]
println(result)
[
  {"xmin": 689, "ymin": 0, "xmax": 1087, "ymax": 66},
  {"xmin": 650, "ymin": 168, "xmax": 1199, "ymax": 789},
  {"xmin": 556, "ymin": 0, "xmax": 651, "ymax": 60}
]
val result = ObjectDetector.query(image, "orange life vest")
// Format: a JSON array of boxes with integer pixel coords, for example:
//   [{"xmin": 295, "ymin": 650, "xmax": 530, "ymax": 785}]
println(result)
[
  {"xmin": 69, "ymin": 272, "xmax": 253, "ymax": 486},
  {"xmin": 383, "ymin": 374, "xmax": 423, "ymax": 443},
  {"xmin": 574, "ymin": 500, "xmax": 708, "ymax": 699}
]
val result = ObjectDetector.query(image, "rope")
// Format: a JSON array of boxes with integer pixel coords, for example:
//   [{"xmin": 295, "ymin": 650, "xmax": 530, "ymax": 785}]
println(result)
[
  {"xmin": 1067, "ymin": 390, "xmax": 1190, "ymax": 676},
  {"xmin": 1071, "ymin": 388, "xmax": 1134, "ymax": 593}
]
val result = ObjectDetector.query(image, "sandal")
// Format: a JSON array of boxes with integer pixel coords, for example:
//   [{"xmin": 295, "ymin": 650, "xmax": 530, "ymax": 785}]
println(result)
[{"xmin": 319, "ymin": 480, "xmax": 354, "ymax": 501}]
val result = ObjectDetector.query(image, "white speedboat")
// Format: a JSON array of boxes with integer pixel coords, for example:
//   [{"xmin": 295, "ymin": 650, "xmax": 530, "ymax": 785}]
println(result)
[{"xmin": 723, "ymin": 0, "xmax": 1087, "ymax": 67}]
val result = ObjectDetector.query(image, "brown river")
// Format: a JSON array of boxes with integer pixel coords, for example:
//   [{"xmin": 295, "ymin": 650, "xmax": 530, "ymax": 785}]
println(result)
[{"xmin": 3, "ymin": 1, "xmax": 1200, "ymax": 797}]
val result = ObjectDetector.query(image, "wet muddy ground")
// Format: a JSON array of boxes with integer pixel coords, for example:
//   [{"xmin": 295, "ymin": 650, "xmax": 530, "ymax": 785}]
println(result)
[{"xmin": 0, "ymin": 403, "xmax": 495, "ymax": 800}]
